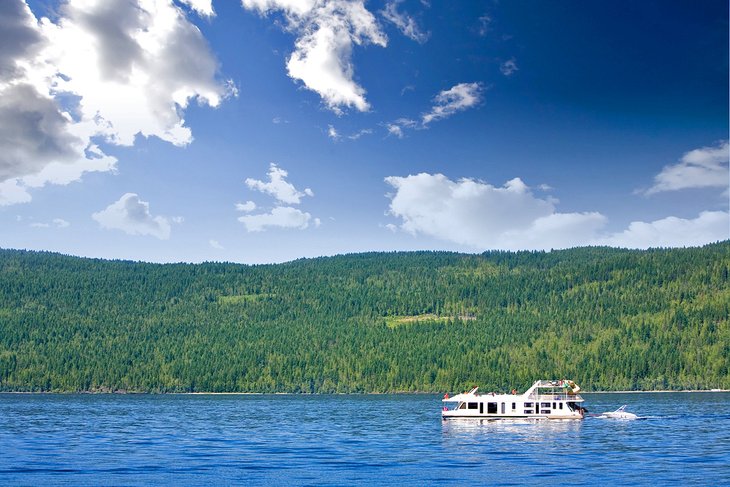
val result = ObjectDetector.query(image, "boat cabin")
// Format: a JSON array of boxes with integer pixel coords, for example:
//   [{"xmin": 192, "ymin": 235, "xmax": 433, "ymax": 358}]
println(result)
[{"xmin": 442, "ymin": 380, "xmax": 586, "ymax": 420}]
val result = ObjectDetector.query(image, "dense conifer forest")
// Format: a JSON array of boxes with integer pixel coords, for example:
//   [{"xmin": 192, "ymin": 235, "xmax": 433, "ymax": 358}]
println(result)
[{"xmin": 0, "ymin": 243, "xmax": 728, "ymax": 393}]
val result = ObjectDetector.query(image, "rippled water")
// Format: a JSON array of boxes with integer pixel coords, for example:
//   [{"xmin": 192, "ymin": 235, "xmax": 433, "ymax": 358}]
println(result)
[{"xmin": 1, "ymin": 392, "xmax": 729, "ymax": 485}]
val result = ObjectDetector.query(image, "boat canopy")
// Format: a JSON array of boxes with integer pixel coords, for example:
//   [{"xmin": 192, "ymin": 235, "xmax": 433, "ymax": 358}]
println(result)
[{"xmin": 443, "ymin": 380, "xmax": 582, "ymax": 402}]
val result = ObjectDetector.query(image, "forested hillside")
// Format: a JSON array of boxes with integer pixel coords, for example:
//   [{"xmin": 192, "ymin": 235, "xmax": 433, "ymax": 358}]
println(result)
[{"xmin": 0, "ymin": 243, "xmax": 728, "ymax": 393}]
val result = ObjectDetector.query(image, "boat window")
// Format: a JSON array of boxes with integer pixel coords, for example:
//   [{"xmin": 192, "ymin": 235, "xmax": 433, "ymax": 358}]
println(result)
[
  {"xmin": 511, "ymin": 402, "xmax": 516, "ymax": 410},
  {"xmin": 468, "ymin": 402, "xmax": 478, "ymax": 410},
  {"xmin": 524, "ymin": 409, "xmax": 533, "ymax": 414},
  {"xmin": 541, "ymin": 402, "xmax": 551, "ymax": 408},
  {"xmin": 487, "ymin": 403, "xmax": 497, "ymax": 414},
  {"xmin": 458, "ymin": 402, "xmax": 466, "ymax": 410},
  {"xmin": 553, "ymin": 402, "xmax": 557, "ymax": 409},
  {"xmin": 501, "ymin": 403, "xmax": 505, "ymax": 414},
  {"xmin": 559, "ymin": 403, "xmax": 563, "ymax": 410},
  {"xmin": 524, "ymin": 402, "xmax": 533, "ymax": 408}
]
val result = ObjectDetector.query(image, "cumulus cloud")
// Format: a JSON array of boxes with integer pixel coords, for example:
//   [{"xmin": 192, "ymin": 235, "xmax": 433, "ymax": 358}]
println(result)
[
  {"xmin": 500, "ymin": 58, "xmax": 518, "ymax": 76},
  {"xmin": 209, "ymin": 239, "xmax": 224, "ymax": 249},
  {"xmin": 47, "ymin": 0, "xmax": 231, "ymax": 146},
  {"xmin": 245, "ymin": 163, "xmax": 313, "ymax": 204},
  {"xmin": 241, "ymin": 0, "xmax": 387, "ymax": 113},
  {"xmin": 0, "ymin": 1, "xmax": 88, "ymax": 194},
  {"xmin": 92, "ymin": 193, "xmax": 172, "ymax": 239},
  {"xmin": 238, "ymin": 206, "xmax": 315, "ymax": 232},
  {"xmin": 0, "ymin": 0, "xmax": 232, "ymax": 205},
  {"xmin": 236, "ymin": 201, "xmax": 257, "ymax": 212},
  {"xmin": 0, "ymin": 178, "xmax": 32, "ymax": 206},
  {"xmin": 422, "ymin": 82, "xmax": 483, "ymax": 125},
  {"xmin": 239, "ymin": 163, "xmax": 319, "ymax": 232},
  {"xmin": 380, "ymin": 1, "xmax": 429, "ymax": 44},
  {"xmin": 646, "ymin": 140, "xmax": 729, "ymax": 195},
  {"xmin": 597, "ymin": 211, "xmax": 729, "ymax": 248},
  {"xmin": 385, "ymin": 173, "xmax": 594, "ymax": 249},
  {"xmin": 385, "ymin": 172, "xmax": 729, "ymax": 251}
]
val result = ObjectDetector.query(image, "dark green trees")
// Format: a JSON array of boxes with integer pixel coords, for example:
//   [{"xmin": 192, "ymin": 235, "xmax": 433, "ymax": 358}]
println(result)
[{"xmin": 0, "ymin": 243, "xmax": 728, "ymax": 392}]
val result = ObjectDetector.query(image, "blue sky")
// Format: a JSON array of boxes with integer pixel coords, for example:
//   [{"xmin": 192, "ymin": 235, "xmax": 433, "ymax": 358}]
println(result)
[{"xmin": 1, "ymin": 0, "xmax": 728, "ymax": 263}]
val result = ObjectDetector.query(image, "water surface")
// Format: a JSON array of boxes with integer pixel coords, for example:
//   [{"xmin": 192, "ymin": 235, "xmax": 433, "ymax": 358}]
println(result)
[{"xmin": 1, "ymin": 392, "xmax": 728, "ymax": 485}]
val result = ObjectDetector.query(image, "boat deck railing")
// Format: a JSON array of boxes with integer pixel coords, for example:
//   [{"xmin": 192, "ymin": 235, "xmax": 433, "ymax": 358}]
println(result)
[{"xmin": 527, "ymin": 393, "xmax": 584, "ymax": 402}]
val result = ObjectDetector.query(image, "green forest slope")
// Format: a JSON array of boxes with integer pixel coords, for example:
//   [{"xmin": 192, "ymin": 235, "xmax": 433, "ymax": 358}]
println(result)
[{"xmin": 0, "ymin": 243, "xmax": 728, "ymax": 393}]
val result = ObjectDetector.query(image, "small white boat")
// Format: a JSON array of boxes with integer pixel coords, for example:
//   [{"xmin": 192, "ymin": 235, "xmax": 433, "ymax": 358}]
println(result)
[
  {"xmin": 442, "ymin": 380, "xmax": 587, "ymax": 420},
  {"xmin": 601, "ymin": 405, "xmax": 638, "ymax": 420}
]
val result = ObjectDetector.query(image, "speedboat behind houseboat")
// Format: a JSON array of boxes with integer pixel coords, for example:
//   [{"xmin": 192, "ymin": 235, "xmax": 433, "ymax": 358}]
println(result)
[
  {"xmin": 600, "ymin": 405, "xmax": 638, "ymax": 420},
  {"xmin": 442, "ymin": 380, "xmax": 586, "ymax": 420}
]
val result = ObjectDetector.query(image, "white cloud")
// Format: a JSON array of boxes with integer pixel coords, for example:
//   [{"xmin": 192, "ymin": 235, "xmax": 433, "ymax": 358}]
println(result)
[
  {"xmin": 0, "ymin": 83, "xmax": 85, "ymax": 182},
  {"xmin": 92, "ymin": 193, "xmax": 172, "ymax": 239},
  {"xmin": 29, "ymin": 218, "xmax": 70, "ymax": 229},
  {"xmin": 0, "ymin": 0, "xmax": 232, "ymax": 205},
  {"xmin": 646, "ymin": 140, "xmax": 729, "ymax": 195},
  {"xmin": 176, "ymin": 0, "xmax": 215, "ymax": 17},
  {"xmin": 381, "ymin": 1, "xmax": 429, "ymax": 44},
  {"xmin": 46, "ymin": 0, "xmax": 231, "ymax": 146},
  {"xmin": 500, "ymin": 58, "xmax": 518, "ymax": 76},
  {"xmin": 238, "ymin": 206, "xmax": 314, "ymax": 232},
  {"xmin": 597, "ymin": 211, "xmax": 729, "ymax": 248},
  {"xmin": 0, "ymin": 179, "xmax": 32, "ymax": 206},
  {"xmin": 385, "ymin": 83, "xmax": 483, "ymax": 138},
  {"xmin": 236, "ymin": 201, "xmax": 257, "ymax": 212},
  {"xmin": 348, "ymin": 128, "xmax": 372, "ymax": 140},
  {"xmin": 422, "ymin": 82, "xmax": 483, "ymax": 125},
  {"xmin": 209, "ymin": 239, "xmax": 224, "ymax": 249},
  {"xmin": 386, "ymin": 124, "xmax": 404, "ymax": 138},
  {"xmin": 238, "ymin": 163, "xmax": 319, "ymax": 232},
  {"xmin": 245, "ymin": 163, "xmax": 313, "ymax": 204},
  {"xmin": 385, "ymin": 117, "xmax": 417, "ymax": 138},
  {"xmin": 241, "ymin": 0, "xmax": 387, "ymax": 113},
  {"xmin": 385, "ymin": 172, "xmax": 729, "ymax": 250},
  {"xmin": 327, "ymin": 125, "xmax": 371, "ymax": 141},
  {"xmin": 385, "ymin": 173, "xmax": 579, "ymax": 249}
]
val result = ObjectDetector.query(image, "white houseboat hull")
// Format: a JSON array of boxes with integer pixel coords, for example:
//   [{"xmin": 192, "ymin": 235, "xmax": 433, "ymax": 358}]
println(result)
[{"xmin": 442, "ymin": 380, "xmax": 586, "ymax": 420}]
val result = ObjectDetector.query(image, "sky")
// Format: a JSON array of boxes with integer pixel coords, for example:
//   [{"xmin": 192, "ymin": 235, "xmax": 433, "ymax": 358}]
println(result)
[{"xmin": 1, "ymin": 0, "xmax": 728, "ymax": 264}]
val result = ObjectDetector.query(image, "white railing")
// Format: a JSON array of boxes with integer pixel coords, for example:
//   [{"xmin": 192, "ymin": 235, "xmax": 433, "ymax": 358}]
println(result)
[{"xmin": 527, "ymin": 393, "xmax": 584, "ymax": 402}]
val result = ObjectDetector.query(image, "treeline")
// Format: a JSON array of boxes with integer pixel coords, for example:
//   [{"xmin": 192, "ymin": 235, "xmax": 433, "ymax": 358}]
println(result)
[{"xmin": 0, "ymin": 243, "xmax": 728, "ymax": 393}]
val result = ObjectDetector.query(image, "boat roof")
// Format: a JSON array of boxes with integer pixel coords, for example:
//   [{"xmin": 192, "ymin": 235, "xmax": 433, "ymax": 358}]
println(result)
[{"xmin": 443, "ymin": 380, "xmax": 582, "ymax": 402}]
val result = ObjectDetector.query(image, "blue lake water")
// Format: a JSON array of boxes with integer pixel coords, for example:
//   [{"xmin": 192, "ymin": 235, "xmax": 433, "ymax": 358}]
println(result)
[{"xmin": 1, "ymin": 392, "xmax": 729, "ymax": 485}]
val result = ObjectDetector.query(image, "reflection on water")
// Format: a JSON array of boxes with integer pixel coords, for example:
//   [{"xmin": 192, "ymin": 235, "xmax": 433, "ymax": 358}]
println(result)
[{"xmin": 443, "ymin": 417, "xmax": 583, "ymax": 436}]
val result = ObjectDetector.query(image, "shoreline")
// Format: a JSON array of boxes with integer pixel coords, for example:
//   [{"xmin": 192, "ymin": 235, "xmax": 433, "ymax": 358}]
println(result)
[
  {"xmin": 1, "ymin": 389, "xmax": 728, "ymax": 395},
  {"xmin": 584, "ymin": 389, "xmax": 729, "ymax": 394}
]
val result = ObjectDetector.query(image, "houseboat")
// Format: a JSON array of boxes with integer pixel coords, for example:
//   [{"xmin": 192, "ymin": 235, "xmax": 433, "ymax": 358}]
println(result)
[{"xmin": 442, "ymin": 380, "xmax": 587, "ymax": 419}]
